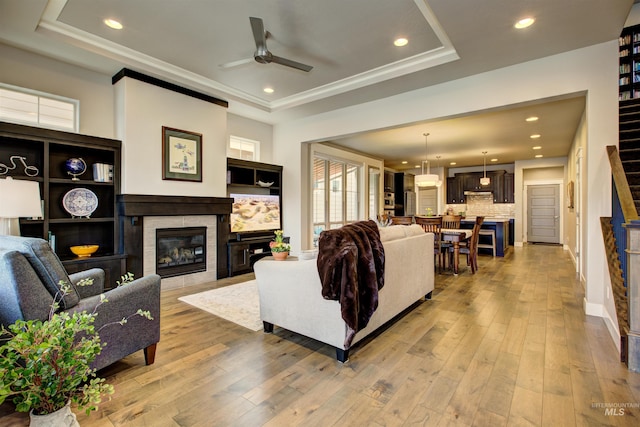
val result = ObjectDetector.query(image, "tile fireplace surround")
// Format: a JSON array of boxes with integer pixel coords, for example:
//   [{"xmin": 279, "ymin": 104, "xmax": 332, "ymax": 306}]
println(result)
[{"xmin": 117, "ymin": 195, "xmax": 232, "ymax": 289}]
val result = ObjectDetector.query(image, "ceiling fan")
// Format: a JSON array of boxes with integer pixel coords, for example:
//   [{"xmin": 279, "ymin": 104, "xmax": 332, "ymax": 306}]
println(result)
[{"xmin": 219, "ymin": 17, "xmax": 313, "ymax": 72}]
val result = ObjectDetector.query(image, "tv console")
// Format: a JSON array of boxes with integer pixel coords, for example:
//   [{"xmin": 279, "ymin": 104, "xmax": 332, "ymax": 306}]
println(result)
[{"xmin": 226, "ymin": 158, "xmax": 283, "ymax": 276}]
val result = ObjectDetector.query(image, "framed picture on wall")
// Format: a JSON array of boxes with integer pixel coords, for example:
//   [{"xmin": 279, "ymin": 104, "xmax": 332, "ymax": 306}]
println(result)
[{"xmin": 162, "ymin": 126, "xmax": 202, "ymax": 182}]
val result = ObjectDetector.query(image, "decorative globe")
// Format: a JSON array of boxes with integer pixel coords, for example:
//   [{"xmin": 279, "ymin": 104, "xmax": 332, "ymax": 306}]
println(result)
[{"xmin": 65, "ymin": 157, "xmax": 86, "ymax": 180}]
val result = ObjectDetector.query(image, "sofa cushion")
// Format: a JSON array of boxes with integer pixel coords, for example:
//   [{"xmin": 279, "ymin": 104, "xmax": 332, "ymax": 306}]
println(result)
[
  {"xmin": 404, "ymin": 224, "xmax": 425, "ymax": 237},
  {"xmin": 378, "ymin": 225, "xmax": 408, "ymax": 242}
]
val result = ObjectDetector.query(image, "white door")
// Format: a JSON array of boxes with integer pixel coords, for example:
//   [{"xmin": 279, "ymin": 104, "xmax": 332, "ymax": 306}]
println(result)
[{"xmin": 527, "ymin": 184, "xmax": 560, "ymax": 244}]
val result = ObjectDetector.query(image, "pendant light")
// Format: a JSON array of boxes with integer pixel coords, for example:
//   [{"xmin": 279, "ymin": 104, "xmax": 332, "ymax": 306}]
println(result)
[
  {"xmin": 435, "ymin": 155, "xmax": 442, "ymax": 187},
  {"xmin": 415, "ymin": 133, "xmax": 441, "ymax": 187},
  {"xmin": 480, "ymin": 151, "xmax": 490, "ymax": 186}
]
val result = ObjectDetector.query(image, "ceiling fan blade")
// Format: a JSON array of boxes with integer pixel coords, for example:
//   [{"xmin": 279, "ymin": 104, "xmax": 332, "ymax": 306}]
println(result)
[
  {"xmin": 249, "ymin": 17, "xmax": 267, "ymax": 50},
  {"xmin": 270, "ymin": 55, "xmax": 313, "ymax": 72},
  {"xmin": 218, "ymin": 57, "xmax": 254, "ymax": 69}
]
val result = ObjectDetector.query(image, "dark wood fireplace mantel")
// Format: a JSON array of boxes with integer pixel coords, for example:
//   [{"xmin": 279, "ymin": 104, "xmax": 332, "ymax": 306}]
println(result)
[{"xmin": 117, "ymin": 194, "xmax": 233, "ymax": 279}]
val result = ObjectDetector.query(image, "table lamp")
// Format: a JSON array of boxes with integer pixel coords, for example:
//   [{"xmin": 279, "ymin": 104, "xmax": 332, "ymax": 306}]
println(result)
[{"xmin": 0, "ymin": 176, "xmax": 42, "ymax": 236}]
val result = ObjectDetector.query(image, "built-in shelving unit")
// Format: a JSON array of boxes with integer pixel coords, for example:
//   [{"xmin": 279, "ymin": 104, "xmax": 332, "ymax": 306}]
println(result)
[
  {"xmin": 226, "ymin": 158, "xmax": 283, "ymax": 276},
  {"xmin": 0, "ymin": 121, "xmax": 125, "ymax": 288},
  {"xmin": 619, "ymin": 24, "xmax": 640, "ymax": 101}
]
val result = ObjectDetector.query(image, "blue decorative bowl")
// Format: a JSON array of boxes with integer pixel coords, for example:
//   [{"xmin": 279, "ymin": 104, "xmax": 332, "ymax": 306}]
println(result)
[{"xmin": 65, "ymin": 157, "xmax": 86, "ymax": 180}]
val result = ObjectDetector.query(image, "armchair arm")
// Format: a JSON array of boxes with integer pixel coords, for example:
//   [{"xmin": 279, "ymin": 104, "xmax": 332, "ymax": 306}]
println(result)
[
  {"xmin": 69, "ymin": 268, "xmax": 105, "ymax": 298},
  {"xmin": 69, "ymin": 274, "xmax": 161, "ymax": 370}
]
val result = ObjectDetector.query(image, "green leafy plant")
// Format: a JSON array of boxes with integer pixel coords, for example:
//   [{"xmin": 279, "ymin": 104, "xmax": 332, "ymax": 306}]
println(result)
[
  {"xmin": 269, "ymin": 229, "xmax": 291, "ymax": 253},
  {"xmin": 0, "ymin": 279, "xmax": 152, "ymax": 416}
]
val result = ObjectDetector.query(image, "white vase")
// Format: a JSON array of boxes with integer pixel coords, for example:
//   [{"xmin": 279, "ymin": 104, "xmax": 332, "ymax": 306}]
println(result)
[{"xmin": 29, "ymin": 402, "xmax": 79, "ymax": 427}]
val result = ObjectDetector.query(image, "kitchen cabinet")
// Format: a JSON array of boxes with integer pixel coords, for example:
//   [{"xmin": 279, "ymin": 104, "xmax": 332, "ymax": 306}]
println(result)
[
  {"xmin": 463, "ymin": 172, "xmax": 483, "ymax": 192},
  {"xmin": 446, "ymin": 176, "xmax": 464, "ymax": 204},
  {"xmin": 446, "ymin": 170, "xmax": 514, "ymax": 204},
  {"xmin": 503, "ymin": 173, "xmax": 515, "ymax": 203}
]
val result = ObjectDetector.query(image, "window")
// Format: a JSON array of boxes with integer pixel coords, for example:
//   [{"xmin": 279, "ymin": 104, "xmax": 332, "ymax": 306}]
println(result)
[
  {"xmin": 312, "ymin": 156, "xmax": 361, "ymax": 245},
  {"xmin": 0, "ymin": 83, "xmax": 78, "ymax": 132},
  {"xmin": 228, "ymin": 135, "xmax": 260, "ymax": 161}
]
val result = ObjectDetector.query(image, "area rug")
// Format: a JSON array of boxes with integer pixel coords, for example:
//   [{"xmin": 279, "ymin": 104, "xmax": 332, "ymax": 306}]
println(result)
[{"xmin": 178, "ymin": 280, "xmax": 262, "ymax": 331}]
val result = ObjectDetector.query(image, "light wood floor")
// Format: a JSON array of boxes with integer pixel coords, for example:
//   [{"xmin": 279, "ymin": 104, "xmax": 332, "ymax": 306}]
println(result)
[{"xmin": 2, "ymin": 244, "xmax": 640, "ymax": 426}]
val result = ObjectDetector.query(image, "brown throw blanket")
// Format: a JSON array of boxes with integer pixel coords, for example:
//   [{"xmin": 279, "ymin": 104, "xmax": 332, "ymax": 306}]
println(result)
[{"xmin": 316, "ymin": 220, "xmax": 385, "ymax": 349}]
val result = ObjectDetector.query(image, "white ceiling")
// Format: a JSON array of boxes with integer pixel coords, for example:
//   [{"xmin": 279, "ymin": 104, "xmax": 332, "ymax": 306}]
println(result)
[{"xmin": 0, "ymin": 0, "xmax": 633, "ymax": 169}]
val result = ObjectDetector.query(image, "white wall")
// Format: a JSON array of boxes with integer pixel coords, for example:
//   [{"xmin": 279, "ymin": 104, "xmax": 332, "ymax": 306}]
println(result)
[
  {"xmin": 227, "ymin": 113, "xmax": 274, "ymax": 164},
  {"xmin": 0, "ymin": 43, "xmax": 114, "ymax": 138},
  {"xmin": 274, "ymin": 41, "xmax": 618, "ymax": 345},
  {"xmin": 114, "ymin": 77, "xmax": 228, "ymax": 197}
]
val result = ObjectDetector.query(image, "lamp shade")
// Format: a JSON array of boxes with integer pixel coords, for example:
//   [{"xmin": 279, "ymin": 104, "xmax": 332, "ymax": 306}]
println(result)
[
  {"xmin": 415, "ymin": 173, "xmax": 441, "ymax": 187},
  {"xmin": 0, "ymin": 177, "xmax": 42, "ymax": 235}
]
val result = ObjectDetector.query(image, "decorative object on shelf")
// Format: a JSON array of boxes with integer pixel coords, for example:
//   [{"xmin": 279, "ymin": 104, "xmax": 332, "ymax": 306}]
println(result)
[
  {"xmin": 0, "ymin": 177, "xmax": 42, "ymax": 236},
  {"xmin": 480, "ymin": 151, "xmax": 490, "ymax": 186},
  {"xmin": 64, "ymin": 158, "xmax": 87, "ymax": 181},
  {"xmin": 415, "ymin": 133, "xmax": 441, "ymax": 187},
  {"xmin": 70, "ymin": 244, "xmax": 99, "ymax": 258},
  {"xmin": 269, "ymin": 229, "xmax": 290, "ymax": 260},
  {"xmin": 271, "ymin": 251, "xmax": 289, "ymax": 261},
  {"xmin": 257, "ymin": 180, "xmax": 274, "ymax": 187},
  {"xmin": 162, "ymin": 126, "xmax": 202, "ymax": 182},
  {"xmin": 62, "ymin": 188, "xmax": 98, "ymax": 218},
  {"xmin": 0, "ymin": 155, "xmax": 39, "ymax": 177},
  {"xmin": 92, "ymin": 163, "xmax": 113, "ymax": 182}
]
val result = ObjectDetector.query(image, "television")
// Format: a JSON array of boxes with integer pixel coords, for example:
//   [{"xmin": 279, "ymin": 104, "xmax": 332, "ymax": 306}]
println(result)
[{"xmin": 230, "ymin": 193, "xmax": 281, "ymax": 233}]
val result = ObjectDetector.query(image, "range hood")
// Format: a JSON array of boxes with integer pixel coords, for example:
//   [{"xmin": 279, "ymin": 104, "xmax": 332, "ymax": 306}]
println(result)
[{"xmin": 464, "ymin": 191, "xmax": 493, "ymax": 196}]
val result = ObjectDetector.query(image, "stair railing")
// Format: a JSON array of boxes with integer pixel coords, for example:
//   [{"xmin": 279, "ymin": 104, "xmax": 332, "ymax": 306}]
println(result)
[{"xmin": 605, "ymin": 145, "xmax": 640, "ymax": 370}]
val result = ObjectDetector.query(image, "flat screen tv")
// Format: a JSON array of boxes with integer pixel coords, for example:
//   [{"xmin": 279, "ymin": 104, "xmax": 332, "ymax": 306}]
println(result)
[{"xmin": 230, "ymin": 193, "xmax": 281, "ymax": 233}]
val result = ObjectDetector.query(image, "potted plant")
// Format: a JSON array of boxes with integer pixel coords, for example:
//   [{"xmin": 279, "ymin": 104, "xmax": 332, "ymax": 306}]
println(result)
[
  {"xmin": 0, "ymin": 279, "xmax": 151, "ymax": 426},
  {"xmin": 269, "ymin": 229, "xmax": 291, "ymax": 260}
]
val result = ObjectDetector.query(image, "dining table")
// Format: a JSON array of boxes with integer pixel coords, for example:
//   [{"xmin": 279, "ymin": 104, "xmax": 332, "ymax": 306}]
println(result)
[{"xmin": 441, "ymin": 228, "xmax": 473, "ymax": 274}]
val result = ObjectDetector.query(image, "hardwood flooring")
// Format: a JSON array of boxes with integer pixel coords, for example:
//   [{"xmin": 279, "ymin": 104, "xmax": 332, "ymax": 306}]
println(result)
[{"xmin": 2, "ymin": 244, "xmax": 640, "ymax": 426}]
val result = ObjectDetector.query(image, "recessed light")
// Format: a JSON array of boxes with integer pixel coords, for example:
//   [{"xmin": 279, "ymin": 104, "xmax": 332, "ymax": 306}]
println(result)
[
  {"xmin": 394, "ymin": 38, "xmax": 408, "ymax": 47},
  {"xmin": 526, "ymin": 116, "xmax": 539, "ymax": 122},
  {"xmin": 532, "ymin": 146, "xmax": 542, "ymax": 150},
  {"xmin": 530, "ymin": 134, "xmax": 541, "ymax": 139},
  {"xmin": 414, "ymin": 165, "xmax": 420, "ymax": 168},
  {"xmin": 491, "ymin": 158, "xmax": 498, "ymax": 162},
  {"xmin": 401, "ymin": 160, "xmax": 408, "ymax": 164},
  {"xmin": 104, "ymin": 18, "xmax": 123, "ymax": 30},
  {"xmin": 515, "ymin": 17, "xmax": 535, "ymax": 29},
  {"xmin": 263, "ymin": 87, "xmax": 274, "ymax": 94},
  {"xmin": 450, "ymin": 162, "xmax": 457, "ymax": 166},
  {"xmin": 535, "ymin": 154, "xmax": 543, "ymax": 158}
]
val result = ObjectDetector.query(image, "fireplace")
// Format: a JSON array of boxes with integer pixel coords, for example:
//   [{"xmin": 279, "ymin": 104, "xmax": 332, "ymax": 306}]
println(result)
[
  {"xmin": 118, "ymin": 195, "xmax": 233, "ymax": 289},
  {"xmin": 156, "ymin": 227, "xmax": 206, "ymax": 278}
]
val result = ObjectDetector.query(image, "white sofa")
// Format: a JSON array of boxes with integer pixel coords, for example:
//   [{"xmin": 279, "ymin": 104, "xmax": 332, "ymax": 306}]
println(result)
[{"xmin": 253, "ymin": 224, "xmax": 434, "ymax": 362}]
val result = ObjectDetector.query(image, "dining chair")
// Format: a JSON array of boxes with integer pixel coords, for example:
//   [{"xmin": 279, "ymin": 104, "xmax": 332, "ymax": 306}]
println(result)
[
  {"xmin": 442, "ymin": 215, "xmax": 462, "ymax": 229},
  {"xmin": 415, "ymin": 216, "xmax": 445, "ymax": 272},
  {"xmin": 390, "ymin": 216, "xmax": 414, "ymax": 225},
  {"xmin": 454, "ymin": 216, "xmax": 485, "ymax": 274}
]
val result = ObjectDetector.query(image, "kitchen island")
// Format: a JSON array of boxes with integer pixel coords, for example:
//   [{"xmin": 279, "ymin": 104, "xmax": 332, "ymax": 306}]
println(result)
[{"xmin": 461, "ymin": 218, "xmax": 511, "ymax": 257}]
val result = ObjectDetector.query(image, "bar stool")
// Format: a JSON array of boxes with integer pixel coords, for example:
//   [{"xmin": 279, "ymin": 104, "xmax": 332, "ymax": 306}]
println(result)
[{"xmin": 477, "ymin": 229, "xmax": 496, "ymax": 256}]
